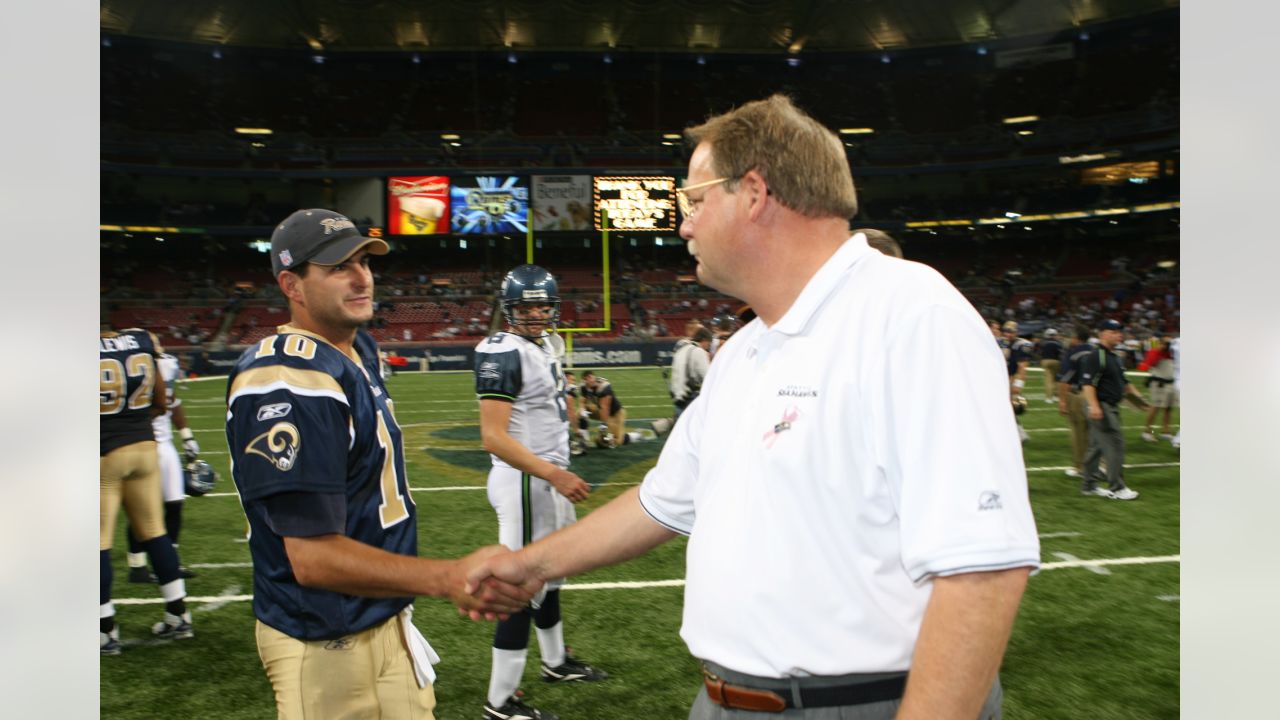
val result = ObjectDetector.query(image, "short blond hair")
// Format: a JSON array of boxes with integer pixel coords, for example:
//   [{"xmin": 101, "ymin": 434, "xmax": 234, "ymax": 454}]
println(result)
[
  {"xmin": 684, "ymin": 94, "xmax": 858, "ymax": 220},
  {"xmin": 854, "ymin": 228, "xmax": 904, "ymax": 259}
]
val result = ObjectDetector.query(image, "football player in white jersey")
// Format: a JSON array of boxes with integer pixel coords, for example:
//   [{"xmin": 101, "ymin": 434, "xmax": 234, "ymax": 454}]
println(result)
[
  {"xmin": 126, "ymin": 352, "xmax": 201, "ymax": 582},
  {"xmin": 474, "ymin": 265, "xmax": 608, "ymax": 720}
]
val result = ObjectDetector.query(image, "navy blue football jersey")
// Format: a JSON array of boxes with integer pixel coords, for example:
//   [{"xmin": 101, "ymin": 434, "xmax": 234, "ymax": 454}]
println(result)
[
  {"xmin": 100, "ymin": 328, "xmax": 163, "ymax": 456},
  {"xmin": 226, "ymin": 326, "xmax": 417, "ymax": 640},
  {"xmin": 583, "ymin": 377, "xmax": 623, "ymax": 412},
  {"xmin": 1039, "ymin": 338, "xmax": 1064, "ymax": 363},
  {"xmin": 1057, "ymin": 342, "xmax": 1095, "ymax": 387},
  {"xmin": 1002, "ymin": 337, "xmax": 1034, "ymax": 377}
]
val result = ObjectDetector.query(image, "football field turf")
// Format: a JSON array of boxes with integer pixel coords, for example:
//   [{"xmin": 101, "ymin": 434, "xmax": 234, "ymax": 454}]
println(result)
[{"xmin": 102, "ymin": 366, "xmax": 1179, "ymax": 719}]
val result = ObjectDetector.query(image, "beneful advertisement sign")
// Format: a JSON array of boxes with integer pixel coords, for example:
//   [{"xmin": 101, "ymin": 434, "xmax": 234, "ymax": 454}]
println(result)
[
  {"xmin": 388, "ymin": 176, "xmax": 450, "ymax": 234},
  {"xmin": 531, "ymin": 175, "xmax": 593, "ymax": 231},
  {"xmin": 593, "ymin": 176, "xmax": 676, "ymax": 231}
]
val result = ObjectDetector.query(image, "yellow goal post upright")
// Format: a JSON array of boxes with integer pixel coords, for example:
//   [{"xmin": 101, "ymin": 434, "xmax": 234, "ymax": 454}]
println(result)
[{"xmin": 526, "ymin": 209, "xmax": 613, "ymax": 368}]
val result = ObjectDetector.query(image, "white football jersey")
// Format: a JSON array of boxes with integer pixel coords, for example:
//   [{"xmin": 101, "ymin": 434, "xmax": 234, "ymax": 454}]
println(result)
[
  {"xmin": 151, "ymin": 353, "xmax": 182, "ymax": 443},
  {"xmin": 474, "ymin": 331, "xmax": 570, "ymax": 468}
]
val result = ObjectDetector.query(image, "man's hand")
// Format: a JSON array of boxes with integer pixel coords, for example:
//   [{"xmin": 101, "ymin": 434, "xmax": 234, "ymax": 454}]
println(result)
[
  {"xmin": 1088, "ymin": 404, "xmax": 1103, "ymax": 421},
  {"xmin": 1125, "ymin": 386, "xmax": 1151, "ymax": 411},
  {"xmin": 545, "ymin": 467, "xmax": 591, "ymax": 503},
  {"xmin": 451, "ymin": 545, "xmax": 542, "ymax": 621},
  {"xmin": 179, "ymin": 428, "xmax": 200, "ymax": 464}
]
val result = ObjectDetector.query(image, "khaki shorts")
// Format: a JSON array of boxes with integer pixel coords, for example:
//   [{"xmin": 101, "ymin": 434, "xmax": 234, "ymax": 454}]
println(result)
[
  {"xmin": 100, "ymin": 440, "xmax": 166, "ymax": 550},
  {"xmin": 1149, "ymin": 380, "xmax": 1178, "ymax": 408},
  {"xmin": 256, "ymin": 615, "xmax": 436, "ymax": 720}
]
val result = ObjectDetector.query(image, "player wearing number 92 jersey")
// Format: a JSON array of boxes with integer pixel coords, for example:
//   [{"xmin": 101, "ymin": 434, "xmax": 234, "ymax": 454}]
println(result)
[{"xmin": 226, "ymin": 325, "xmax": 417, "ymax": 640}]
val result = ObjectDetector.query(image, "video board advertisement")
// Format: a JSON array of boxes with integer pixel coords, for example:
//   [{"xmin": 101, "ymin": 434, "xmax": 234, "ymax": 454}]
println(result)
[
  {"xmin": 593, "ymin": 176, "xmax": 676, "ymax": 231},
  {"xmin": 450, "ymin": 176, "xmax": 530, "ymax": 234},
  {"xmin": 387, "ymin": 176, "xmax": 450, "ymax": 235},
  {"xmin": 531, "ymin": 175, "xmax": 593, "ymax": 231}
]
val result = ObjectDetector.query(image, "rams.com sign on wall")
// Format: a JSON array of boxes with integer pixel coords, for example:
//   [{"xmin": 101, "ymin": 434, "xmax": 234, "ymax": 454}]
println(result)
[{"xmin": 201, "ymin": 342, "xmax": 673, "ymax": 373}]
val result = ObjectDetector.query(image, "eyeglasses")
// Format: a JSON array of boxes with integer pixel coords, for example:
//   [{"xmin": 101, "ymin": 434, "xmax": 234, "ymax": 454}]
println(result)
[{"xmin": 675, "ymin": 177, "xmax": 731, "ymax": 220}]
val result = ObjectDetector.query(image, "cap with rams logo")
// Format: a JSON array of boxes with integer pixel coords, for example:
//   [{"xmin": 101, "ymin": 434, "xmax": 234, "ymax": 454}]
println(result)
[
  {"xmin": 270, "ymin": 208, "xmax": 389, "ymax": 276},
  {"xmin": 1100, "ymin": 319, "xmax": 1124, "ymax": 331}
]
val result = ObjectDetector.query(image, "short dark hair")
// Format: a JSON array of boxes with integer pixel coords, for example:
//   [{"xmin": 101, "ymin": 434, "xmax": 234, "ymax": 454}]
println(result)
[{"xmin": 692, "ymin": 327, "xmax": 713, "ymax": 343}]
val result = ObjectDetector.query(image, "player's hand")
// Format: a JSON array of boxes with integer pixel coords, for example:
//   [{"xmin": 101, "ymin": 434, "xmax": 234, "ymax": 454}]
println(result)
[
  {"xmin": 452, "ymin": 546, "xmax": 542, "ymax": 621},
  {"xmin": 181, "ymin": 437, "xmax": 200, "ymax": 464},
  {"xmin": 546, "ymin": 467, "xmax": 590, "ymax": 503},
  {"xmin": 1087, "ymin": 405, "xmax": 1103, "ymax": 421}
]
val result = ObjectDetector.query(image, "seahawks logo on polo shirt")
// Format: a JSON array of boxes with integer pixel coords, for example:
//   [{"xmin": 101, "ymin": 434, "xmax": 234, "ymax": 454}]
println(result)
[{"xmin": 246, "ymin": 421, "xmax": 301, "ymax": 471}]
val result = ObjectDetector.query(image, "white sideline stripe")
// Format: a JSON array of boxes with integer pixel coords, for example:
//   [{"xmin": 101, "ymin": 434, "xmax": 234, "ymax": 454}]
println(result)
[
  {"xmin": 1038, "ymin": 532, "xmax": 1082, "ymax": 539},
  {"xmin": 1039, "ymin": 554, "xmax": 1179, "ymax": 570},
  {"xmin": 1026, "ymin": 462, "xmax": 1178, "ymax": 472},
  {"xmin": 193, "ymin": 586, "xmax": 243, "ymax": 614},
  {"xmin": 112, "ymin": 554, "xmax": 1181, "ymax": 605},
  {"xmin": 1025, "ymin": 424, "xmax": 1179, "ymax": 433},
  {"xmin": 1051, "ymin": 552, "xmax": 1111, "ymax": 575},
  {"xmin": 1157, "ymin": 595, "xmax": 1180, "ymax": 602}
]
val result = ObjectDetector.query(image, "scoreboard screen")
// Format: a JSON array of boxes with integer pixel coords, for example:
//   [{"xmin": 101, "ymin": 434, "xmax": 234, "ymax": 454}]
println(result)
[{"xmin": 593, "ymin": 176, "xmax": 676, "ymax": 231}]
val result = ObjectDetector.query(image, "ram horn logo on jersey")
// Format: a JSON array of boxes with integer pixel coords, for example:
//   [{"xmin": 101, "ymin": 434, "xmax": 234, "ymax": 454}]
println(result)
[
  {"xmin": 256, "ymin": 402, "xmax": 293, "ymax": 421},
  {"xmin": 246, "ymin": 422, "xmax": 301, "ymax": 471},
  {"xmin": 478, "ymin": 361, "xmax": 502, "ymax": 380}
]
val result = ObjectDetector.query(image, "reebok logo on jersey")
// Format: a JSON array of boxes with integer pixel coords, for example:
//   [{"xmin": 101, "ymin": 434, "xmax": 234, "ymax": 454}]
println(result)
[
  {"xmin": 257, "ymin": 403, "xmax": 293, "ymax": 421},
  {"xmin": 246, "ymin": 422, "xmax": 300, "ymax": 471},
  {"xmin": 478, "ymin": 361, "xmax": 502, "ymax": 380},
  {"xmin": 978, "ymin": 491, "xmax": 1002, "ymax": 511}
]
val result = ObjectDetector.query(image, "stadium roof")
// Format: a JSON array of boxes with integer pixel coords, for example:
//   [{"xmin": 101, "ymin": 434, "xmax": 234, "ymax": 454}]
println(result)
[{"xmin": 100, "ymin": 0, "xmax": 1178, "ymax": 53}]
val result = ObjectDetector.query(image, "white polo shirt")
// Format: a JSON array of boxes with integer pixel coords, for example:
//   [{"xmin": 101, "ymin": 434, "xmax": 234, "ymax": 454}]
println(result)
[{"xmin": 638, "ymin": 234, "xmax": 1040, "ymax": 678}]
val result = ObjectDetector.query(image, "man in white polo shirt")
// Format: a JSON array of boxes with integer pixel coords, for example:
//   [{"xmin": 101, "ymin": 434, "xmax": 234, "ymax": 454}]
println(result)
[{"xmin": 466, "ymin": 94, "xmax": 1040, "ymax": 719}]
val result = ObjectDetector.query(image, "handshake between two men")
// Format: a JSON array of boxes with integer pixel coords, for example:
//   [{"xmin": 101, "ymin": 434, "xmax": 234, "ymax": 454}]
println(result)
[{"xmin": 452, "ymin": 544, "xmax": 543, "ymax": 621}]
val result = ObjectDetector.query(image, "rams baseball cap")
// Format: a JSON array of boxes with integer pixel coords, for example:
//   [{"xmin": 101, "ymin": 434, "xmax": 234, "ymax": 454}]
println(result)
[
  {"xmin": 1100, "ymin": 319, "xmax": 1124, "ymax": 331},
  {"xmin": 1044, "ymin": 328, "xmax": 1058, "ymax": 337},
  {"xmin": 270, "ymin": 209, "xmax": 389, "ymax": 276}
]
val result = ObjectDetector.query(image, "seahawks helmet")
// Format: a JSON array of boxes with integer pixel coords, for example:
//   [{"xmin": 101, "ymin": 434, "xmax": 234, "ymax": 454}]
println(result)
[
  {"xmin": 184, "ymin": 460, "xmax": 218, "ymax": 496},
  {"xmin": 500, "ymin": 264, "xmax": 561, "ymax": 334}
]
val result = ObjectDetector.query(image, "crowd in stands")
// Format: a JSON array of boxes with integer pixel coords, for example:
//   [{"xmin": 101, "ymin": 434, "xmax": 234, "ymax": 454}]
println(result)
[{"xmin": 101, "ymin": 11, "xmax": 1176, "ymax": 171}]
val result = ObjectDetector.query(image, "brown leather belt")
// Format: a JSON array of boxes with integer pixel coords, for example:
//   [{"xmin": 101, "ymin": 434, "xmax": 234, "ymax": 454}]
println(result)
[{"xmin": 702, "ymin": 667, "xmax": 907, "ymax": 712}]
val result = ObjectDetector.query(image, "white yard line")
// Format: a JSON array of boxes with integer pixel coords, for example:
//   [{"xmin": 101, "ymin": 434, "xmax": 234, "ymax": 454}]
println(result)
[
  {"xmin": 1051, "ymin": 552, "xmax": 1112, "ymax": 575},
  {"xmin": 112, "ymin": 554, "xmax": 1180, "ymax": 605}
]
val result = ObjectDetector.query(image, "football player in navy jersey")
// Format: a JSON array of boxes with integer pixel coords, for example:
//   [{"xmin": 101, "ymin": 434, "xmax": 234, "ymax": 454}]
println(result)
[
  {"xmin": 100, "ymin": 327, "xmax": 192, "ymax": 654},
  {"xmin": 1001, "ymin": 320, "xmax": 1034, "ymax": 443},
  {"xmin": 125, "ymin": 352, "xmax": 200, "ymax": 584},
  {"xmin": 226, "ymin": 209, "xmax": 536, "ymax": 720},
  {"xmin": 475, "ymin": 265, "xmax": 608, "ymax": 720},
  {"xmin": 580, "ymin": 370, "xmax": 649, "ymax": 448}
]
